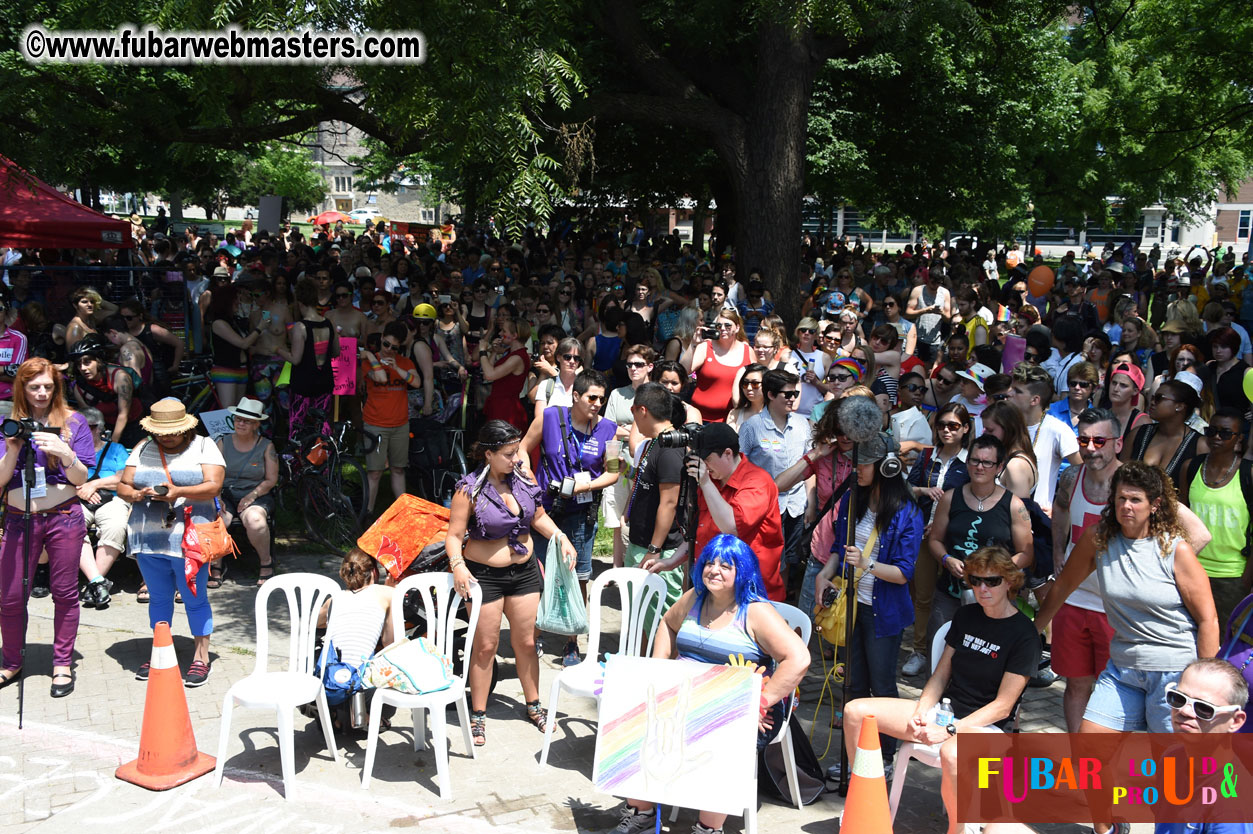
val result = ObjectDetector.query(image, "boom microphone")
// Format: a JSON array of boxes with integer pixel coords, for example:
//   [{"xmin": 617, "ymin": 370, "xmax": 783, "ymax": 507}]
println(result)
[{"xmin": 835, "ymin": 394, "xmax": 883, "ymax": 443}]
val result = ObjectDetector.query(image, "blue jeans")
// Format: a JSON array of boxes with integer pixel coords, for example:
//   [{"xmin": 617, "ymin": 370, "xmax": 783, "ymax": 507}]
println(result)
[
  {"xmin": 847, "ymin": 604, "xmax": 904, "ymax": 762},
  {"xmin": 534, "ymin": 506, "xmax": 596, "ymax": 580},
  {"xmin": 137, "ymin": 553, "xmax": 213, "ymax": 636},
  {"xmin": 797, "ymin": 558, "xmax": 825, "ymax": 623}
]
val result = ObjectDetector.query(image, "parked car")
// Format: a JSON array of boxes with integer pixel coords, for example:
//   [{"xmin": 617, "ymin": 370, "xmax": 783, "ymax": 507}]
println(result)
[{"xmin": 348, "ymin": 208, "xmax": 381, "ymax": 223}]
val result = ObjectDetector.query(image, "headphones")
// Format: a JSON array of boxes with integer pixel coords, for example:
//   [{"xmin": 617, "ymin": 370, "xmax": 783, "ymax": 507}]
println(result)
[{"xmin": 879, "ymin": 448, "xmax": 903, "ymax": 479}]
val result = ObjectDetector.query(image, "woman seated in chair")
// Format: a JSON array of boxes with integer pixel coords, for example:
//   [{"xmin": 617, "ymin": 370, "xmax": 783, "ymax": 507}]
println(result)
[
  {"xmin": 612, "ymin": 534, "xmax": 810, "ymax": 834},
  {"xmin": 316, "ymin": 547, "xmax": 395, "ymax": 730},
  {"xmin": 842, "ymin": 546, "xmax": 1040, "ymax": 834},
  {"xmin": 215, "ymin": 397, "xmax": 278, "ymax": 587}
]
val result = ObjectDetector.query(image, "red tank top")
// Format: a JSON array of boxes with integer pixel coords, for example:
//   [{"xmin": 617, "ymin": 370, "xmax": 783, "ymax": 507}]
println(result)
[{"xmin": 691, "ymin": 342, "xmax": 751, "ymax": 423}]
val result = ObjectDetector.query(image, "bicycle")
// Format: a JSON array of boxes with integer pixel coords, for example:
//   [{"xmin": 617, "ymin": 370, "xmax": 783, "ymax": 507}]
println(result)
[
  {"xmin": 168, "ymin": 356, "xmax": 221, "ymax": 416},
  {"xmin": 277, "ymin": 409, "xmax": 376, "ymax": 551}
]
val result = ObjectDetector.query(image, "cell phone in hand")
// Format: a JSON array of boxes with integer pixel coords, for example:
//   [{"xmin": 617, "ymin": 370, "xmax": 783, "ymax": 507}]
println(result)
[
  {"xmin": 153, "ymin": 484, "xmax": 169, "ymax": 496},
  {"xmin": 261, "ymin": 310, "xmax": 272, "ymax": 322}
]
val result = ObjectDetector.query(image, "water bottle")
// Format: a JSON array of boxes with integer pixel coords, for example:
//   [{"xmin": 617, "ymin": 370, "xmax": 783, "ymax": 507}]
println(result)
[
  {"xmin": 935, "ymin": 697, "xmax": 954, "ymax": 729},
  {"xmin": 350, "ymin": 690, "xmax": 368, "ymax": 729}
]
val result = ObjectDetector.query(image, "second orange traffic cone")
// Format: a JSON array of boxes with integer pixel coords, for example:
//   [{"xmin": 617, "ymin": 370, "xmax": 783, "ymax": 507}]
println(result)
[
  {"xmin": 116, "ymin": 621, "xmax": 215, "ymax": 790},
  {"xmin": 839, "ymin": 714, "xmax": 894, "ymax": 833}
]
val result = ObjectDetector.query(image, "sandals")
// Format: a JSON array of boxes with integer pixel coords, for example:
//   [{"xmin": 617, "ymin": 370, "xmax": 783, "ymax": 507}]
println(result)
[
  {"xmin": 470, "ymin": 710, "xmax": 486, "ymax": 747},
  {"xmin": 525, "ymin": 699, "xmax": 547, "ymax": 733},
  {"xmin": 136, "ymin": 584, "xmax": 150, "ymax": 604},
  {"xmin": 257, "ymin": 561, "xmax": 275, "ymax": 586},
  {"xmin": 207, "ymin": 564, "xmax": 226, "ymax": 590}
]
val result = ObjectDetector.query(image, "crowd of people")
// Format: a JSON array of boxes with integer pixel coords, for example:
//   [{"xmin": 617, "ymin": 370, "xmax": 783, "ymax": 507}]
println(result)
[{"xmin": 4, "ymin": 221, "xmax": 1253, "ymax": 834}]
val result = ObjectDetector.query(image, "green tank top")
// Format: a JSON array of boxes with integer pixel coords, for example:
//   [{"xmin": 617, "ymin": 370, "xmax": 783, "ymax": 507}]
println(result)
[{"xmin": 1187, "ymin": 464, "xmax": 1249, "ymax": 578}]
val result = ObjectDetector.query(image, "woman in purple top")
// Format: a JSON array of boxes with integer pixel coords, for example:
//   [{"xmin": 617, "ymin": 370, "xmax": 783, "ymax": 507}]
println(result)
[
  {"xmin": 0, "ymin": 358, "xmax": 96, "ymax": 698},
  {"xmin": 520, "ymin": 369, "xmax": 622, "ymax": 665},
  {"xmin": 446, "ymin": 420, "xmax": 576, "ymax": 747}
]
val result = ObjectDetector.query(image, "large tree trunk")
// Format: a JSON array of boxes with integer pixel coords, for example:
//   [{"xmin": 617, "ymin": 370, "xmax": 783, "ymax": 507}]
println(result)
[{"xmin": 718, "ymin": 24, "xmax": 816, "ymax": 327}]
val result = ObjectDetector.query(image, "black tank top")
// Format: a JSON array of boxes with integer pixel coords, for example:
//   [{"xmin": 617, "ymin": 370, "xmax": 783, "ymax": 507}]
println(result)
[
  {"xmin": 1131, "ymin": 423, "xmax": 1201, "ymax": 490},
  {"xmin": 291, "ymin": 319, "xmax": 334, "ymax": 397},
  {"xmin": 137, "ymin": 322, "xmax": 174, "ymax": 397},
  {"xmin": 210, "ymin": 315, "xmax": 248, "ymax": 370},
  {"xmin": 942, "ymin": 486, "xmax": 1015, "ymax": 598}
]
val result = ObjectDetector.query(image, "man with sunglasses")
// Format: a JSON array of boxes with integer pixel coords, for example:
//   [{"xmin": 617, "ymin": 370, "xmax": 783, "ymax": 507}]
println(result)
[
  {"xmin": 359, "ymin": 322, "xmax": 421, "ymax": 513},
  {"xmin": 739, "ymin": 369, "xmax": 810, "ymax": 591}
]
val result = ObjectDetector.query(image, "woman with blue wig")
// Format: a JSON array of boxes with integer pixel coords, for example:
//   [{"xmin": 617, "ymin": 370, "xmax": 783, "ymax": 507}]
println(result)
[{"xmin": 611, "ymin": 533, "xmax": 810, "ymax": 834}]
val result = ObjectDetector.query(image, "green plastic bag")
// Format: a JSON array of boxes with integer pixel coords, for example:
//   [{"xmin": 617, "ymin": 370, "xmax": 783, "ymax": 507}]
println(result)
[{"xmin": 535, "ymin": 534, "xmax": 588, "ymax": 635}]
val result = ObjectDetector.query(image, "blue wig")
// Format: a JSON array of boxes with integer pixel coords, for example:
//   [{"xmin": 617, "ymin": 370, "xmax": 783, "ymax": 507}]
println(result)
[{"xmin": 693, "ymin": 534, "xmax": 768, "ymax": 611}]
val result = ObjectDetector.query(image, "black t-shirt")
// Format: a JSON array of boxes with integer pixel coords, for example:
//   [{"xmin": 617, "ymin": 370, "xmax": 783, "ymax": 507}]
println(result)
[
  {"xmin": 942, "ymin": 604, "xmax": 1040, "ymax": 730},
  {"xmin": 626, "ymin": 440, "xmax": 685, "ymax": 550}
]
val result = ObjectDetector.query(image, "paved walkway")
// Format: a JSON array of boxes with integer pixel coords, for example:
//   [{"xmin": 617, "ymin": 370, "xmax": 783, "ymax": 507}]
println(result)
[{"xmin": 0, "ymin": 546, "xmax": 1147, "ymax": 833}]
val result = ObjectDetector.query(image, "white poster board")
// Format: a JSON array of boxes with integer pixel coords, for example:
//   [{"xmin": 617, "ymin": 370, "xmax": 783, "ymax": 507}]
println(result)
[
  {"xmin": 199, "ymin": 408, "xmax": 234, "ymax": 440},
  {"xmin": 593, "ymin": 656, "xmax": 760, "ymax": 816}
]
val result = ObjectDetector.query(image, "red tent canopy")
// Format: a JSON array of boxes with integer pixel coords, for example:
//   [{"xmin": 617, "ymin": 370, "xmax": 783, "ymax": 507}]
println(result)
[{"xmin": 0, "ymin": 155, "xmax": 133, "ymax": 249}]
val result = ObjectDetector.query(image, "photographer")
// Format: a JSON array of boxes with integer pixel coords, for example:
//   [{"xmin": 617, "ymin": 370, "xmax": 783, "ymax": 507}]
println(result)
[
  {"xmin": 738, "ymin": 368, "xmax": 811, "ymax": 591},
  {"xmin": 624, "ymin": 382, "xmax": 687, "ymax": 611},
  {"xmin": 520, "ymin": 370, "xmax": 621, "ymax": 666},
  {"xmin": 690, "ymin": 423, "xmax": 787, "ymax": 601},
  {"xmin": 0, "ymin": 358, "xmax": 95, "ymax": 697}
]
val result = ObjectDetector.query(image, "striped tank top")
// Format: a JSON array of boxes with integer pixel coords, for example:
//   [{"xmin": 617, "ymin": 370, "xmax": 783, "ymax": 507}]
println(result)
[{"xmin": 675, "ymin": 601, "xmax": 773, "ymax": 672}]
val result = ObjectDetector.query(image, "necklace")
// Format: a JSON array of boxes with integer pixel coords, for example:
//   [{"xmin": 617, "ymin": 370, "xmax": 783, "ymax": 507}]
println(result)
[
  {"xmin": 969, "ymin": 483, "xmax": 997, "ymax": 511},
  {"xmin": 1203, "ymin": 455, "xmax": 1239, "ymax": 489}
]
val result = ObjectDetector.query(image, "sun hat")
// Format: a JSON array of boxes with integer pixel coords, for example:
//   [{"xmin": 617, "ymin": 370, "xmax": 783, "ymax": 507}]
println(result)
[
  {"xmin": 227, "ymin": 397, "xmax": 268, "ymax": 422},
  {"xmin": 956, "ymin": 363, "xmax": 995, "ymax": 391},
  {"xmin": 139, "ymin": 398, "xmax": 200, "ymax": 436}
]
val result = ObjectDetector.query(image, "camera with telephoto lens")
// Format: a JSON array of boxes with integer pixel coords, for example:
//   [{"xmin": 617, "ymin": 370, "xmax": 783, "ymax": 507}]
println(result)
[
  {"xmin": 1, "ymin": 417, "xmax": 61, "ymax": 441},
  {"xmin": 656, "ymin": 422, "xmax": 705, "ymax": 449},
  {"xmin": 547, "ymin": 475, "xmax": 578, "ymax": 516}
]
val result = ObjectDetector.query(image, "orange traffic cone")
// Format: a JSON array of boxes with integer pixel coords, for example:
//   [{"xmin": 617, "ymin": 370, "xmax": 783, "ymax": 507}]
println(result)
[
  {"xmin": 116, "ymin": 622, "xmax": 215, "ymax": 790},
  {"xmin": 839, "ymin": 714, "xmax": 894, "ymax": 833}
]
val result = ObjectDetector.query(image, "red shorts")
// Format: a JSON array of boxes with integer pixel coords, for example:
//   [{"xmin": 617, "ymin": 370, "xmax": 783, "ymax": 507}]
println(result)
[{"xmin": 1050, "ymin": 603, "xmax": 1114, "ymax": 679}]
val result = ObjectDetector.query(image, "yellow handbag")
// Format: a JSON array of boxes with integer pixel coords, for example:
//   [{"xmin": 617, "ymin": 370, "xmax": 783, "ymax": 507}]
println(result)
[{"xmin": 814, "ymin": 525, "xmax": 878, "ymax": 647}]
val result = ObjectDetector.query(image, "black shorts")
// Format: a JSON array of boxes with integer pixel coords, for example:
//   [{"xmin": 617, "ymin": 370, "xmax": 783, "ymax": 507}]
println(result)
[{"xmin": 466, "ymin": 557, "xmax": 543, "ymax": 603}]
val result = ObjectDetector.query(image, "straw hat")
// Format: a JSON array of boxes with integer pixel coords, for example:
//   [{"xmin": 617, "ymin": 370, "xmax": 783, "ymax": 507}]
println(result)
[{"xmin": 139, "ymin": 398, "xmax": 199, "ymax": 436}]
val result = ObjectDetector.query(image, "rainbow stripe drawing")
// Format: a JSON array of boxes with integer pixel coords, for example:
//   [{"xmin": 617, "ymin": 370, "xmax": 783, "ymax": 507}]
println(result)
[{"xmin": 593, "ymin": 656, "xmax": 760, "ymax": 816}]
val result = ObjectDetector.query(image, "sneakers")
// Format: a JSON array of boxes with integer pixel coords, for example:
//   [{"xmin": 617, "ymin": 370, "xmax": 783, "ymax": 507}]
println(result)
[
  {"xmin": 692, "ymin": 823, "xmax": 724, "ymax": 834},
  {"xmin": 184, "ymin": 660, "xmax": 211, "ymax": 688},
  {"xmin": 561, "ymin": 639, "xmax": 581, "ymax": 667},
  {"xmin": 135, "ymin": 662, "xmax": 150, "ymax": 682},
  {"xmin": 30, "ymin": 563, "xmax": 51, "ymax": 599},
  {"xmin": 80, "ymin": 578, "xmax": 113, "ymax": 609},
  {"xmin": 1029, "ymin": 666, "xmax": 1059, "ymax": 688},
  {"xmin": 827, "ymin": 761, "xmax": 894, "ymax": 783},
  {"xmin": 901, "ymin": 651, "xmax": 926, "ymax": 676},
  {"xmin": 612, "ymin": 806, "xmax": 657, "ymax": 834}
]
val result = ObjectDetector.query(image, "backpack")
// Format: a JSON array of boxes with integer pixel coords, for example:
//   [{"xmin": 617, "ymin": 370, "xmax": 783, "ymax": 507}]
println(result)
[
  {"xmin": 758, "ymin": 710, "xmax": 828, "ymax": 804},
  {"xmin": 314, "ymin": 639, "xmax": 363, "ymax": 706},
  {"xmin": 1217, "ymin": 593, "xmax": 1253, "ymax": 734}
]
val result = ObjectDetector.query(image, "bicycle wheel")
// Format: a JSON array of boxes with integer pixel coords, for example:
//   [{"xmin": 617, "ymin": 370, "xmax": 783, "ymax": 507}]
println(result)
[
  {"xmin": 333, "ymin": 456, "xmax": 369, "ymax": 525},
  {"xmin": 300, "ymin": 473, "xmax": 361, "ymax": 552}
]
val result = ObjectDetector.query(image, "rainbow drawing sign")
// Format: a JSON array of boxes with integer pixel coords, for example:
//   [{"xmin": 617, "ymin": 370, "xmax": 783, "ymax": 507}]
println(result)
[{"xmin": 593, "ymin": 656, "xmax": 760, "ymax": 816}]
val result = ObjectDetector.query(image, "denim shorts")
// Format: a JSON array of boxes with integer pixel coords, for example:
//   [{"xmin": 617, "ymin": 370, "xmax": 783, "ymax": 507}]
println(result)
[{"xmin": 1083, "ymin": 660, "xmax": 1181, "ymax": 732}]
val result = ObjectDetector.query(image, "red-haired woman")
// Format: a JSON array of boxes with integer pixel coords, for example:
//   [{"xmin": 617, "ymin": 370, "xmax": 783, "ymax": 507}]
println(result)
[{"xmin": 0, "ymin": 358, "xmax": 96, "ymax": 697}]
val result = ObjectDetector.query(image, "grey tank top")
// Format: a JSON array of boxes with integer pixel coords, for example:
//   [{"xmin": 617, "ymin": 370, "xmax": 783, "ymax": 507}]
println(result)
[
  {"xmin": 1096, "ymin": 533, "xmax": 1196, "ymax": 671},
  {"xmin": 221, "ymin": 436, "xmax": 270, "ymax": 493}
]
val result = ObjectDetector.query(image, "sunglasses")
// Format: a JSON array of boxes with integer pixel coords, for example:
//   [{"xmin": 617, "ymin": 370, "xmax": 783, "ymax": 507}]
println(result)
[
  {"xmin": 744, "ymin": 380, "xmax": 762, "ymax": 388},
  {"xmin": 1023, "ymin": 352, "xmax": 1041, "ymax": 362},
  {"xmin": 558, "ymin": 290, "xmax": 571, "ymax": 296},
  {"xmin": 797, "ymin": 328, "xmax": 816, "ymax": 335},
  {"xmin": 625, "ymin": 361, "xmax": 648, "ymax": 369},
  {"xmin": 829, "ymin": 372, "xmax": 854, "ymax": 384},
  {"xmin": 990, "ymin": 393, "xmax": 1012, "ymax": 401},
  {"xmin": 120, "ymin": 313, "xmax": 138, "ymax": 320},
  {"xmin": 1204, "ymin": 426, "xmax": 1237, "ymax": 441},
  {"xmin": 901, "ymin": 383, "xmax": 925, "ymax": 394},
  {"xmin": 582, "ymin": 394, "xmax": 605, "ymax": 403},
  {"xmin": 884, "ymin": 301, "xmax": 897, "ymax": 308},
  {"xmin": 383, "ymin": 340, "xmax": 403, "ymax": 350},
  {"xmin": 938, "ymin": 376, "xmax": 958, "ymax": 386},
  {"xmin": 1077, "ymin": 435, "xmax": 1112, "ymax": 449},
  {"xmin": 1069, "ymin": 380, "xmax": 1095, "ymax": 389},
  {"xmin": 966, "ymin": 574, "xmax": 1004, "ymax": 588},
  {"xmin": 1152, "ymin": 394, "xmax": 1177, "ymax": 404},
  {"xmin": 938, "ymin": 420, "xmax": 965, "ymax": 432},
  {"xmin": 1164, "ymin": 683, "xmax": 1242, "ymax": 721},
  {"xmin": 715, "ymin": 322, "xmax": 735, "ymax": 330},
  {"xmin": 536, "ymin": 308, "xmax": 551, "ymax": 314},
  {"xmin": 560, "ymin": 353, "xmax": 580, "ymax": 361},
  {"xmin": 778, "ymin": 390, "xmax": 800, "ymax": 399}
]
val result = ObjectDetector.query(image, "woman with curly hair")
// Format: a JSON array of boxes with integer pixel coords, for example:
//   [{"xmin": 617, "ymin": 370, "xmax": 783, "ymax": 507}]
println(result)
[{"xmin": 1037, "ymin": 461, "xmax": 1218, "ymax": 734}]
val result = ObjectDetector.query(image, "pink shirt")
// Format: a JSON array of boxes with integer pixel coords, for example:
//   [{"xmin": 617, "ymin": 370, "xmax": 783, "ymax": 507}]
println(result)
[{"xmin": 0, "ymin": 328, "xmax": 29, "ymax": 401}]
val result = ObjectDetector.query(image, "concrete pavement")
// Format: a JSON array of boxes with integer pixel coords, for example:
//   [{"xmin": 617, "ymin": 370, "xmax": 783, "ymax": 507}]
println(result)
[{"xmin": 1, "ymin": 545, "xmax": 1138, "ymax": 833}]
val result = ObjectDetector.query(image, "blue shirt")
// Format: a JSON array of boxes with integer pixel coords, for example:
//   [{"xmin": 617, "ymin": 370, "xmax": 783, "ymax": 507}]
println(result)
[
  {"xmin": 738, "ymin": 409, "xmax": 811, "ymax": 517},
  {"xmin": 92, "ymin": 442, "xmax": 132, "ymax": 479},
  {"xmin": 1156, "ymin": 824, "xmax": 1253, "ymax": 833}
]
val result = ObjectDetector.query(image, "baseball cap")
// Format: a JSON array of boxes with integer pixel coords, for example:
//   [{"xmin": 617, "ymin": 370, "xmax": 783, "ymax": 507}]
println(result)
[
  {"xmin": 1174, "ymin": 370, "xmax": 1203, "ymax": 396},
  {"xmin": 1111, "ymin": 362, "xmax": 1145, "ymax": 391},
  {"xmin": 956, "ymin": 363, "xmax": 995, "ymax": 391},
  {"xmin": 693, "ymin": 423, "xmax": 740, "ymax": 458}
]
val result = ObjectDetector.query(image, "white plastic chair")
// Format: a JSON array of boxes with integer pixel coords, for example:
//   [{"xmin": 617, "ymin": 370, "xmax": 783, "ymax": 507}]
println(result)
[
  {"xmin": 360, "ymin": 572, "xmax": 481, "ymax": 800},
  {"xmin": 888, "ymin": 621, "xmax": 951, "ymax": 820},
  {"xmin": 212, "ymin": 573, "xmax": 340, "ymax": 799},
  {"xmin": 539, "ymin": 567, "xmax": 666, "ymax": 767}
]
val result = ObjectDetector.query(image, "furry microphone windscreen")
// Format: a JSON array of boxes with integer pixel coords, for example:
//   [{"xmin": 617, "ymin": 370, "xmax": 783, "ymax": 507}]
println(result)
[{"xmin": 835, "ymin": 395, "xmax": 883, "ymax": 443}]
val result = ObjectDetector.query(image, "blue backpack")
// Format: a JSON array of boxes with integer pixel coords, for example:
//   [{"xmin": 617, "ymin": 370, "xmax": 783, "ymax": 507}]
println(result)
[{"xmin": 315, "ymin": 639, "xmax": 363, "ymax": 706}]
